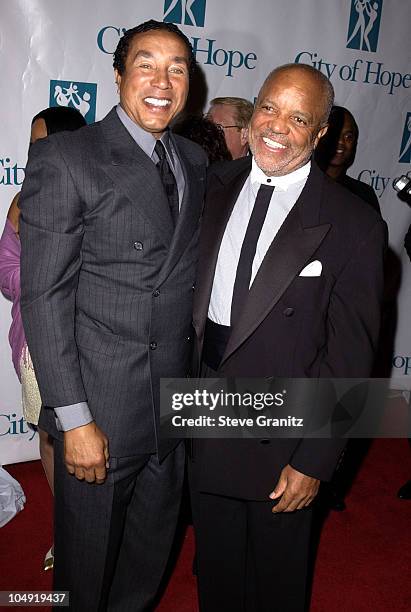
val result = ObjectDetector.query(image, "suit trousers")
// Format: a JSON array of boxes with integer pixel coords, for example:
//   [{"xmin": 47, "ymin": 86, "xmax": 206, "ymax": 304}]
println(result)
[
  {"xmin": 190, "ymin": 361, "xmax": 313, "ymax": 612},
  {"xmin": 190, "ymin": 488, "xmax": 313, "ymax": 612},
  {"xmin": 53, "ymin": 439, "xmax": 185, "ymax": 612}
]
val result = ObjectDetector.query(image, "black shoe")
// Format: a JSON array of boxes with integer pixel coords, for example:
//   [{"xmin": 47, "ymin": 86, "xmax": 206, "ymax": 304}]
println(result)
[{"xmin": 397, "ymin": 479, "xmax": 411, "ymax": 499}]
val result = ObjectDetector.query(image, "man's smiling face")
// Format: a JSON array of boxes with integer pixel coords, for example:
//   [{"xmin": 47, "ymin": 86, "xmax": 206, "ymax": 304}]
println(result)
[
  {"xmin": 115, "ymin": 29, "xmax": 190, "ymax": 138},
  {"xmin": 249, "ymin": 68, "xmax": 328, "ymax": 176}
]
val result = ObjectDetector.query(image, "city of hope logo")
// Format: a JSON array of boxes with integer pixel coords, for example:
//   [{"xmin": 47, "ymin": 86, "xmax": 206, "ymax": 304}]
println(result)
[
  {"xmin": 346, "ymin": 0, "xmax": 383, "ymax": 52},
  {"xmin": 163, "ymin": 0, "xmax": 206, "ymax": 27},
  {"xmin": 399, "ymin": 113, "xmax": 411, "ymax": 164},
  {"xmin": 0, "ymin": 157, "xmax": 25, "ymax": 186},
  {"xmin": 49, "ymin": 80, "xmax": 97, "ymax": 123},
  {"xmin": 97, "ymin": 17, "xmax": 257, "ymax": 79},
  {"xmin": 0, "ymin": 412, "xmax": 37, "ymax": 440},
  {"xmin": 392, "ymin": 354, "xmax": 411, "ymax": 376}
]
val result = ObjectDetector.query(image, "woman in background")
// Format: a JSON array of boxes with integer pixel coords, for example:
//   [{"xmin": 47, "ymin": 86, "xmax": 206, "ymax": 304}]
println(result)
[
  {"xmin": 0, "ymin": 106, "xmax": 86, "ymax": 569},
  {"xmin": 174, "ymin": 115, "xmax": 232, "ymax": 164}
]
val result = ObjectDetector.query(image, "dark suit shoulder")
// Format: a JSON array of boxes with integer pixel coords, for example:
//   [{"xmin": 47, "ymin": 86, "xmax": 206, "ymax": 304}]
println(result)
[
  {"xmin": 208, "ymin": 156, "xmax": 251, "ymax": 184},
  {"xmin": 22, "ymin": 124, "xmax": 95, "ymax": 179},
  {"xmin": 321, "ymin": 170, "xmax": 382, "ymax": 230},
  {"xmin": 340, "ymin": 175, "xmax": 381, "ymax": 214},
  {"xmin": 318, "ymin": 171, "xmax": 387, "ymax": 262},
  {"xmin": 40, "ymin": 120, "xmax": 106, "ymax": 174},
  {"xmin": 49, "ymin": 119, "xmax": 101, "ymax": 150}
]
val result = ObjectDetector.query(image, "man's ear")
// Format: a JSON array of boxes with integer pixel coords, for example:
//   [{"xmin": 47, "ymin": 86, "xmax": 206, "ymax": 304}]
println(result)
[
  {"xmin": 314, "ymin": 124, "xmax": 328, "ymax": 149},
  {"xmin": 114, "ymin": 69, "xmax": 121, "ymax": 93},
  {"xmin": 240, "ymin": 127, "xmax": 249, "ymax": 146}
]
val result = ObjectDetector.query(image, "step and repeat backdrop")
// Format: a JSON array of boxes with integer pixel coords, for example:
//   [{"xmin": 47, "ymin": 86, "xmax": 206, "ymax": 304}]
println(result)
[{"xmin": 1, "ymin": 0, "xmax": 410, "ymax": 463}]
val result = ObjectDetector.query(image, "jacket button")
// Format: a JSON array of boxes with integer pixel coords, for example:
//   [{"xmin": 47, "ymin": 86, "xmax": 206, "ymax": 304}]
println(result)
[
  {"xmin": 260, "ymin": 439, "xmax": 270, "ymax": 445},
  {"xmin": 283, "ymin": 307, "xmax": 294, "ymax": 317},
  {"xmin": 133, "ymin": 241, "xmax": 143, "ymax": 250},
  {"xmin": 152, "ymin": 289, "xmax": 160, "ymax": 297},
  {"xmin": 150, "ymin": 341, "xmax": 157, "ymax": 350},
  {"xmin": 192, "ymin": 284, "xmax": 195, "ymax": 291}
]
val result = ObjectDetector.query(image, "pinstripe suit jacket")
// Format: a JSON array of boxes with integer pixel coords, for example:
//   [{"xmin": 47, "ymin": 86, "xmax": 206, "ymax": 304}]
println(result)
[{"xmin": 19, "ymin": 107, "xmax": 207, "ymax": 459}]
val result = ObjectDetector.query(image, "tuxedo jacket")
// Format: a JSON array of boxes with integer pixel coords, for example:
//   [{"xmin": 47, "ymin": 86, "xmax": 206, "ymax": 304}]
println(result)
[
  {"xmin": 19, "ymin": 107, "xmax": 207, "ymax": 460},
  {"xmin": 191, "ymin": 156, "xmax": 387, "ymax": 500}
]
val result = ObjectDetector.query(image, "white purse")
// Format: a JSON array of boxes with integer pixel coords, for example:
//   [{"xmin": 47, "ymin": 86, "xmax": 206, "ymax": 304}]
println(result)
[{"xmin": 0, "ymin": 467, "xmax": 26, "ymax": 528}]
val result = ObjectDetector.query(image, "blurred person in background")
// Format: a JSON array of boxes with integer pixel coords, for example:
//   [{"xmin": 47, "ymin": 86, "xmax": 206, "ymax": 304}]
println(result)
[
  {"xmin": 207, "ymin": 96, "xmax": 253, "ymax": 159},
  {"xmin": 315, "ymin": 105, "xmax": 380, "ymax": 213},
  {"xmin": 316, "ymin": 105, "xmax": 383, "ymax": 511},
  {"xmin": 0, "ymin": 106, "xmax": 86, "ymax": 569},
  {"xmin": 174, "ymin": 115, "xmax": 232, "ymax": 164}
]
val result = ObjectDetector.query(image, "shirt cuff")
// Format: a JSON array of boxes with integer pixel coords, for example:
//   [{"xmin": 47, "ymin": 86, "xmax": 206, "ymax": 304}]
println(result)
[{"xmin": 54, "ymin": 402, "xmax": 94, "ymax": 432}]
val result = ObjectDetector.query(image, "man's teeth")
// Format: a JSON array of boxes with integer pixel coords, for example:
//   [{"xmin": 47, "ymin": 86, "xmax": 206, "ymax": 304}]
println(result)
[
  {"xmin": 262, "ymin": 137, "xmax": 286, "ymax": 149},
  {"xmin": 145, "ymin": 98, "xmax": 171, "ymax": 107}
]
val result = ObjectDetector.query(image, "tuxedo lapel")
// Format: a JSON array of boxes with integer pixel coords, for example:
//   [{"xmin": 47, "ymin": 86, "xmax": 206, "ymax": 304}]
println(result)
[
  {"xmin": 100, "ymin": 108, "xmax": 174, "ymax": 248},
  {"xmin": 193, "ymin": 159, "xmax": 251, "ymax": 343},
  {"xmin": 221, "ymin": 161, "xmax": 331, "ymax": 366}
]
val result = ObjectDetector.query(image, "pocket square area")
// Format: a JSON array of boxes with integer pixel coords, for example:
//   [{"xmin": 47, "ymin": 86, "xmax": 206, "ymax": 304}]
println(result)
[{"xmin": 299, "ymin": 260, "xmax": 322, "ymax": 277}]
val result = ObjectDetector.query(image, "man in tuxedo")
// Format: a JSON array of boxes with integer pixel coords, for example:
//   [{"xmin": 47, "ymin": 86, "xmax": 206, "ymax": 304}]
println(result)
[
  {"xmin": 19, "ymin": 20, "xmax": 207, "ymax": 611},
  {"xmin": 190, "ymin": 63, "xmax": 386, "ymax": 611}
]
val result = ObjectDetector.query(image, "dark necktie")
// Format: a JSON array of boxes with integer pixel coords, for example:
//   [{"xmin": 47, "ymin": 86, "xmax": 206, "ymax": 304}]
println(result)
[
  {"xmin": 154, "ymin": 140, "xmax": 179, "ymax": 227},
  {"xmin": 230, "ymin": 183, "xmax": 275, "ymax": 326}
]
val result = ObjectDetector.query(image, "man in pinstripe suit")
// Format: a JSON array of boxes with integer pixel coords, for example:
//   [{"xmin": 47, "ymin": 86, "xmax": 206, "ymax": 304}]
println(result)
[{"xmin": 19, "ymin": 20, "xmax": 207, "ymax": 611}]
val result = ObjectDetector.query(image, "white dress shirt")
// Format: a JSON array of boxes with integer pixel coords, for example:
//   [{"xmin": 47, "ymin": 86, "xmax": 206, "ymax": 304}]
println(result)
[{"xmin": 208, "ymin": 158, "xmax": 311, "ymax": 326}]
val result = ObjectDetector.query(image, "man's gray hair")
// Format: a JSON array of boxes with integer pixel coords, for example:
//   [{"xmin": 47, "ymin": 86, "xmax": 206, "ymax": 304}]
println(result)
[
  {"xmin": 259, "ymin": 63, "xmax": 335, "ymax": 126},
  {"xmin": 209, "ymin": 96, "xmax": 254, "ymax": 128}
]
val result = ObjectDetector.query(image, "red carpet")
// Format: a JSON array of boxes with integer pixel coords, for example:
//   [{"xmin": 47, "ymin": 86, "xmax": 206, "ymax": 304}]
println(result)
[{"xmin": 1, "ymin": 439, "xmax": 410, "ymax": 611}]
